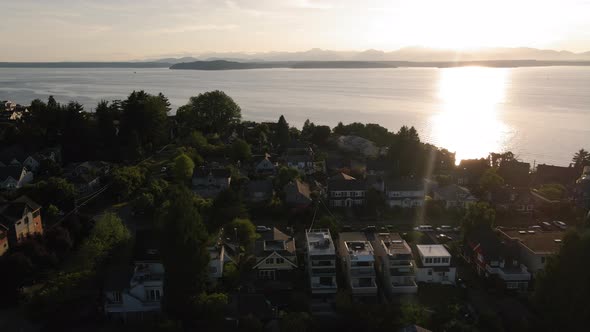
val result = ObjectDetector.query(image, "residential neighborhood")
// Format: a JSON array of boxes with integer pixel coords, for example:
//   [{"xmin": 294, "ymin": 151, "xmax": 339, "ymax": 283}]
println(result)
[{"xmin": 0, "ymin": 93, "xmax": 589, "ymax": 332}]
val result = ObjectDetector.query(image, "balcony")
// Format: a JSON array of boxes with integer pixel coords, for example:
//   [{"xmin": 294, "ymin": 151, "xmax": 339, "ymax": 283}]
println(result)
[
  {"xmin": 391, "ymin": 278, "xmax": 418, "ymax": 294},
  {"xmin": 487, "ymin": 264, "xmax": 531, "ymax": 281},
  {"xmin": 351, "ymin": 279, "xmax": 378, "ymax": 295}
]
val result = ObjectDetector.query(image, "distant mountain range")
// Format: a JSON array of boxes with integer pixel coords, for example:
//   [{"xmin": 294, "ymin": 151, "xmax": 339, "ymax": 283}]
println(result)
[{"xmin": 154, "ymin": 47, "xmax": 590, "ymax": 63}]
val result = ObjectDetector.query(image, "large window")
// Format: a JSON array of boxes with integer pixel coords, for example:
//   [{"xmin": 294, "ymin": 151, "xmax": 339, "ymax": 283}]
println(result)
[
  {"xmin": 442, "ymin": 257, "xmax": 450, "ymax": 264},
  {"xmin": 265, "ymin": 258, "xmax": 274, "ymax": 264},
  {"xmin": 258, "ymin": 270, "xmax": 275, "ymax": 280},
  {"xmin": 113, "ymin": 291, "xmax": 122, "ymax": 303},
  {"xmin": 276, "ymin": 258, "xmax": 285, "ymax": 264},
  {"xmin": 146, "ymin": 289, "xmax": 161, "ymax": 302}
]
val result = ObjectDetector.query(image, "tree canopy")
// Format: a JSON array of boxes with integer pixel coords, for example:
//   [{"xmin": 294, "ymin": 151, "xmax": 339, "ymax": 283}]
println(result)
[{"xmin": 176, "ymin": 90, "xmax": 241, "ymax": 136}]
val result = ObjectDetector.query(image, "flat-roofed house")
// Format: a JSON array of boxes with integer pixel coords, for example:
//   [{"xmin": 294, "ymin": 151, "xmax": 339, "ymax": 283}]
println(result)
[
  {"xmin": 414, "ymin": 245, "xmax": 456, "ymax": 284},
  {"xmin": 497, "ymin": 228, "xmax": 566, "ymax": 274},
  {"xmin": 306, "ymin": 229, "xmax": 338, "ymax": 295},
  {"xmin": 338, "ymin": 232, "xmax": 378, "ymax": 297},
  {"xmin": 373, "ymin": 233, "xmax": 418, "ymax": 294}
]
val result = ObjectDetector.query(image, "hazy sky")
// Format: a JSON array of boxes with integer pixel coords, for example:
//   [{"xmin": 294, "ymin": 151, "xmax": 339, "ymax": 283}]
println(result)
[{"xmin": 1, "ymin": 0, "xmax": 589, "ymax": 61}]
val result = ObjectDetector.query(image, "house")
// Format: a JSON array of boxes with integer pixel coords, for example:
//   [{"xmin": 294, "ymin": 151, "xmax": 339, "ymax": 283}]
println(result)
[
  {"xmin": 372, "ymin": 233, "xmax": 418, "ymax": 295},
  {"xmin": 433, "ymin": 184, "xmax": 477, "ymax": 209},
  {"xmin": 414, "ymin": 245, "xmax": 456, "ymax": 284},
  {"xmin": 284, "ymin": 179, "xmax": 313, "ymax": 209},
  {"xmin": 491, "ymin": 187, "xmax": 535, "ymax": 213},
  {"xmin": 192, "ymin": 167, "xmax": 231, "ymax": 198},
  {"xmin": 253, "ymin": 227, "xmax": 297, "ymax": 290},
  {"xmin": 284, "ymin": 154, "xmax": 315, "ymax": 174},
  {"xmin": 65, "ymin": 160, "xmax": 111, "ymax": 178},
  {"xmin": 0, "ymin": 224, "xmax": 9, "ymax": 255},
  {"xmin": 463, "ymin": 227, "xmax": 531, "ymax": 291},
  {"xmin": 69, "ymin": 173, "xmax": 101, "ymax": 195},
  {"xmin": 306, "ymin": 229, "xmax": 338, "ymax": 295},
  {"xmin": 253, "ymin": 153, "xmax": 276, "ymax": 175},
  {"xmin": 534, "ymin": 164, "xmax": 579, "ymax": 186},
  {"xmin": 386, "ymin": 179, "xmax": 425, "ymax": 208},
  {"xmin": 497, "ymin": 228, "xmax": 566, "ymax": 274},
  {"xmin": 245, "ymin": 179, "xmax": 274, "ymax": 203},
  {"xmin": 208, "ymin": 244, "xmax": 226, "ymax": 286},
  {"xmin": 0, "ymin": 165, "xmax": 34, "ymax": 190},
  {"xmin": 328, "ymin": 174, "xmax": 366, "ymax": 207},
  {"xmin": 0, "ymin": 196, "xmax": 43, "ymax": 247},
  {"xmin": 104, "ymin": 231, "xmax": 164, "ymax": 322},
  {"xmin": 338, "ymin": 232, "xmax": 378, "ymax": 298}
]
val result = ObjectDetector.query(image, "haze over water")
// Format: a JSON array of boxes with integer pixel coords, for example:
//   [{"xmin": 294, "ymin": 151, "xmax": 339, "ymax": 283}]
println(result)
[{"xmin": 1, "ymin": 66, "xmax": 589, "ymax": 166}]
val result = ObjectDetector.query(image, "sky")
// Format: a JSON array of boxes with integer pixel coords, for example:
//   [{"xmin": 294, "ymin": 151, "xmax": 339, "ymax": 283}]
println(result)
[{"xmin": 1, "ymin": 0, "xmax": 589, "ymax": 61}]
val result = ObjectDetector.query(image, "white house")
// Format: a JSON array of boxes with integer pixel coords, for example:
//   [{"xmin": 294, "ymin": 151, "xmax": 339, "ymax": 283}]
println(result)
[
  {"xmin": 104, "ymin": 232, "xmax": 164, "ymax": 322},
  {"xmin": 373, "ymin": 233, "xmax": 418, "ymax": 294},
  {"xmin": 338, "ymin": 232, "xmax": 378, "ymax": 297},
  {"xmin": 306, "ymin": 229, "xmax": 338, "ymax": 295},
  {"xmin": 386, "ymin": 179, "xmax": 425, "ymax": 208},
  {"xmin": 414, "ymin": 245, "xmax": 456, "ymax": 284}
]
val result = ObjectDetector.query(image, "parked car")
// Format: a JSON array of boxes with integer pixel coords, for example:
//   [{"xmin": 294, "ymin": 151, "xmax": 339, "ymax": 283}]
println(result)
[
  {"xmin": 414, "ymin": 225, "xmax": 434, "ymax": 232},
  {"xmin": 363, "ymin": 225, "xmax": 377, "ymax": 232},
  {"xmin": 553, "ymin": 220, "xmax": 567, "ymax": 229},
  {"xmin": 256, "ymin": 226, "xmax": 271, "ymax": 232}
]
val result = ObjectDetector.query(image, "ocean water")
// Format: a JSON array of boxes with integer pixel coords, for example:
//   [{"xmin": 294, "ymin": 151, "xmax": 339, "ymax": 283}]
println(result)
[{"xmin": 1, "ymin": 66, "xmax": 589, "ymax": 166}]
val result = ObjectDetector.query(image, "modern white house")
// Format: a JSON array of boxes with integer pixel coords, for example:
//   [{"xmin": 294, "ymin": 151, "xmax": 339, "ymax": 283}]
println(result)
[
  {"xmin": 414, "ymin": 245, "xmax": 456, "ymax": 284},
  {"xmin": 373, "ymin": 233, "xmax": 418, "ymax": 294},
  {"xmin": 306, "ymin": 229, "xmax": 338, "ymax": 295},
  {"xmin": 385, "ymin": 179, "xmax": 425, "ymax": 208},
  {"xmin": 104, "ymin": 232, "xmax": 164, "ymax": 322},
  {"xmin": 338, "ymin": 232, "xmax": 378, "ymax": 297}
]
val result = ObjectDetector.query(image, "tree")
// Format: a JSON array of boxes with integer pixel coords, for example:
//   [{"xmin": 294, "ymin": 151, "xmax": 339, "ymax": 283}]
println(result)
[
  {"xmin": 230, "ymin": 138, "xmax": 252, "ymax": 162},
  {"xmin": 276, "ymin": 115, "xmax": 290, "ymax": 149},
  {"xmin": 534, "ymin": 231, "xmax": 590, "ymax": 331},
  {"xmin": 228, "ymin": 218, "xmax": 259, "ymax": 249},
  {"xmin": 572, "ymin": 148, "xmax": 590, "ymax": 168},
  {"xmin": 275, "ymin": 166, "xmax": 300, "ymax": 189},
  {"xmin": 184, "ymin": 130, "xmax": 208, "ymax": 151},
  {"xmin": 194, "ymin": 292, "xmax": 228, "ymax": 321},
  {"xmin": 209, "ymin": 189, "xmax": 248, "ymax": 231},
  {"xmin": 110, "ymin": 166, "xmax": 146, "ymax": 200},
  {"xmin": 76, "ymin": 213, "xmax": 130, "ymax": 269},
  {"xmin": 311, "ymin": 125, "xmax": 331, "ymax": 145},
  {"xmin": 173, "ymin": 153, "xmax": 195, "ymax": 183},
  {"xmin": 538, "ymin": 183, "xmax": 566, "ymax": 200},
  {"xmin": 462, "ymin": 202, "xmax": 496, "ymax": 233},
  {"xmin": 157, "ymin": 185, "xmax": 210, "ymax": 319},
  {"xmin": 0, "ymin": 252, "xmax": 33, "ymax": 306},
  {"xmin": 45, "ymin": 226, "xmax": 73, "ymax": 258},
  {"xmin": 29, "ymin": 177, "xmax": 76, "ymax": 211},
  {"xmin": 120, "ymin": 90, "xmax": 170, "ymax": 154},
  {"xmin": 479, "ymin": 168, "xmax": 504, "ymax": 193},
  {"xmin": 176, "ymin": 90, "xmax": 241, "ymax": 136},
  {"xmin": 222, "ymin": 262, "xmax": 240, "ymax": 289},
  {"xmin": 315, "ymin": 215, "xmax": 340, "ymax": 235}
]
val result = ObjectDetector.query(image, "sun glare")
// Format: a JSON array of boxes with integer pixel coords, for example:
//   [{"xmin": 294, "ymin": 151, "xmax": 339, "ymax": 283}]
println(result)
[{"xmin": 429, "ymin": 67, "xmax": 512, "ymax": 164}]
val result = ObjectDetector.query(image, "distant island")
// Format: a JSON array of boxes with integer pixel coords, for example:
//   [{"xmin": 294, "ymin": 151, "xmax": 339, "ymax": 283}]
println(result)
[
  {"xmin": 170, "ymin": 59, "xmax": 590, "ymax": 70},
  {"xmin": 0, "ymin": 62, "xmax": 171, "ymax": 68}
]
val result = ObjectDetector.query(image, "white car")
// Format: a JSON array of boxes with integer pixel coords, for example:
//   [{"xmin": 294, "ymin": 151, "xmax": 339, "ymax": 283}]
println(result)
[{"xmin": 256, "ymin": 226, "xmax": 271, "ymax": 232}]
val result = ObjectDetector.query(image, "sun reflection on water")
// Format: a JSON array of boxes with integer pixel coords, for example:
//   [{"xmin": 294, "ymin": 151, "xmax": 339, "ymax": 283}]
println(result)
[{"xmin": 429, "ymin": 67, "xmax": 512, "ymax": 164}]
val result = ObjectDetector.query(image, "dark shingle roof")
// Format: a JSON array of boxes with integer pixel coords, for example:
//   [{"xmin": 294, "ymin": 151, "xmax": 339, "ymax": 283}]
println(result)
[
  {"xmin": 247, "ymin": 179, "xmax": 273, "ymax": 195},
  {"xmin": 386, "ymin": 178, "xmax": 424, "ymax": 191},
  {"xmin": 0, "ymin": 165, "xmax": 24, "ymax": 181},
  {"xmin": 254, "ymin": 227, "xmax": 296, "ymax": 258},
  {"xmin": 328, "ymin": 178, "xmax": 366, "ymax": 191}
]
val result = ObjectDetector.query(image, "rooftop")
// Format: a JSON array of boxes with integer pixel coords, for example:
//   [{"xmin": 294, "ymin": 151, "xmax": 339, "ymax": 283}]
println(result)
[
  {"xmin": 416, "ymin": 245, "xmax": 451, "ymax": 258},
  {"xmin": 306, "ymin": 229, "xmax": 335, "ymax": 255},
  {"xmin": 254, "ymin": 227, "xmax": 296, "ymax": 257},
  {"xmin": 340, "ymin": 232, "xmax": 375, "ymax": 260},
  {"xmin": 377, "ymin": 233, "xmax": 412, "ymax": 257},
  {"xmin": 498, "ymin": 228, "xmax": 566, "ymax": 254}
]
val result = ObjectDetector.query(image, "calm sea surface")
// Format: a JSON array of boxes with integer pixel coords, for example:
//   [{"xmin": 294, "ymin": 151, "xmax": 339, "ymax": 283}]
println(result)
[{"xmin": 1, "ymin": 67, "xmax": 589, "ymax": 166}]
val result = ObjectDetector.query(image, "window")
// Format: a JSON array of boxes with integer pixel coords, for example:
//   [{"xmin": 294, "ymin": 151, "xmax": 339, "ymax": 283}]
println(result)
[
  {"xmin": 112, "ymin": 291, "xmax": 122, "ymax": 303},
  {"xmin": 146, "ymin": 289, "xmax": 161, "ymax": 301},
  {"xmin": 319, "ymin": 277, "xmax": 333, "ymax": 286},
  {"xmin": 541, "ymin": 256, "xmax": 546, "ymax": 264},
  {"xmin": 506, "ymin": 282, "xmax": 518, "ymax": 289},
  {"xmin": 425, "ymin": 258, "xmax": 432, "ymax": 264},
  {"xmin": 442, "ymin": 257, "xmax": 450, "ymax": 264},
  {"xmin": 258, "ymin": 270, "xmax": 274, "ymax": 280},
  {"xmin": 427, "ymin": 270, "xmax": 432, "ymax": 276},
  {"xmin": 276, "ymin": 258, "xmax": 285, "ymax": 264},
  {"xmin": 265, "ymin": 258, "xmax": 274, "ymax": 264},
  {"xmin": 434, "ymin": 257, "xmax": 441, "ymax": 264}
]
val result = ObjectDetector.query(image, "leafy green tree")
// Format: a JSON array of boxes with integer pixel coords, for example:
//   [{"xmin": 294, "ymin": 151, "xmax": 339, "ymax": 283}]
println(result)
[
  {"xmin": 29, "ymin": 177, "xmax": 76, "ymax": 210},
  {"xmin": 120, "ymin": 90, "xmax": 170, "ymax": 154},
  {"xmin": 76, "ymin": 212, "xmax": 130, "ymax": 269},
  {"xmin": 230, "ymin": 138, "xmax": 252, "ymax": 162},
  {"xmin": 173, "ymin": 153, "xmax": 195, "ymax": 183},
  {"xmin": 222, "ymin": 262, "xmax": 240, "ymax": 289},
  {"xmin": 462, "ymin": 202, "xmax": 496, "ymax": 233},
  {"xmin": 399, "ymin": 303, "xmax": 429, "ymax": 328},
  {"xmin": 538, "ymin": 183, "xmax": 566, "ymax": 200},
  {"xmin": 315, "ymin": 215, "xmax": 340, "ymax": 235},
  {"xmin": 132, "ymin": 192, "xmax": 155, "ymax": 215},
  {"xmin": 276, "ymin": 115, "xmax": 290, "ymax": 149},
  {"xmin": 275, "ymin": 166, "xmax": 300, "ymax": 189},
  {"xmin": 479, "ymin": 168, "xmax": 505, "ymax": 193},
  {"xmin": 209, "ymin": 189, "xmax": 248, "ymax": 231},
  {"xmin": 572, "ymin": 148, "xmax": 590, "ymax": 168},
  {"xmin": 176, "ymin": 90, "xmax": 241, "ymax": 136},
  {"xmin": 311, "ymin": 125, "xmax": 331, "ymax": 145},
  {"xmin": 157, "ymin": 185, "xmax": 210, "ymax": 320},
  {"xmin": 184, "ymin": 130, "xmax": 209, "ymax": 151},
  {"xmin": 228, "ymin": 218, "xmax": 259, "ymax": 249},
  {"xmin": 194, "ymin": 292, "xmax": 228, "ymax": 321},
  {"xmin": 534, "ymin": 230, "xmax": 590, "ymax": 331},
  {"xmin": 110, "ymin": 166, "xmax": 146, "ymax": 200}
]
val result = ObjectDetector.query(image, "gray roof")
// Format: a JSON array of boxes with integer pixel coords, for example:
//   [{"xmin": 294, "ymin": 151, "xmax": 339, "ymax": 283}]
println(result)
[
  {"xmin": 328, "ymin": 178, "xmax": 366, "ymax": 191},
  {"xmin": 247, "ymin": 179, "xmax": 273, "ymax": 195},
  {"xmin": 386, "ymin": 178, "xmax": 424, "ymax": 191},
  {"xmin": 434, "ymin": 184, "xmax": 475, "ymax": 200},
  {"xmin": 0, "ymin": 165, "xmax": 23, "ymax": 181}
]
